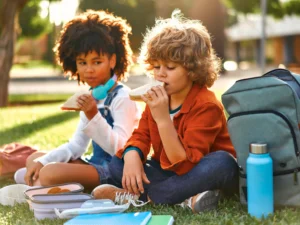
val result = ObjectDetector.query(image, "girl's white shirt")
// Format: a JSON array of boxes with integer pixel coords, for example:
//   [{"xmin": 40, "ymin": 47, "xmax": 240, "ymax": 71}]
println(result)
[{"xmin": 37, "ymin": 85, "xmax": 140, "ymax": 165}]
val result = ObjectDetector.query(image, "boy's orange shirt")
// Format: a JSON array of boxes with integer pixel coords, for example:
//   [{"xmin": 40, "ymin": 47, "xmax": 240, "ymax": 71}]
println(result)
[{"xmin": 116, "ymin": 84, "xmax": 236, "ymax": 175}]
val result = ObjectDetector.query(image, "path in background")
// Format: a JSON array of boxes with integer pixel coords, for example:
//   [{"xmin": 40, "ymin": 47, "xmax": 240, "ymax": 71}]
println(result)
[{"xmin": 9, "ymin": 66, "xmax": 275, "ymax": 95}]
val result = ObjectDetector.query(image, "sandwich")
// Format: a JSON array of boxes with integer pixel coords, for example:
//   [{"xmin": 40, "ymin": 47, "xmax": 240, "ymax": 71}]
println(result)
[
  {"xmin": 129, "ymin": 80, "xmax": 164, "ymax": 101},
  {"xmin": 60, "ymin": 90, "xmax": 90, "ymax": 111}
]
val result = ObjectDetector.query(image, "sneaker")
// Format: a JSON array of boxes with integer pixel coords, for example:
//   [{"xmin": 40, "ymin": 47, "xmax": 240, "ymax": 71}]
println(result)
[
  {"xmin": 14, "ymin": 167, "xmax": 27, "ymax": 184},
  {"xmin": 180, "ymin": 190, "xmax": 220, "ymax": 213},
  {"xmin": 91, "ymin": 184, "xmax": 148, "ymax": 207}
]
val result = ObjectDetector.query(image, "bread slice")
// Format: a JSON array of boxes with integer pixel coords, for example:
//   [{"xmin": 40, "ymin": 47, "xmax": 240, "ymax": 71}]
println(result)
[
  {"xmin": 60, "ymin": 90, "xmax": 90, "ymax": 111},
  {"xmin": 129, "ymin": 80, "xmax": 164, "ymax": 101}
]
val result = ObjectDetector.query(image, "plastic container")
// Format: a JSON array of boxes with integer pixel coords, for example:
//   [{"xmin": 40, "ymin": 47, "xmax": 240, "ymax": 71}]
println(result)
[
  {"xmin": 247, "ymin": 143, "xmax": 274, "ymax": 218},
  {"xmin": 29, "ymin": 193, "xmax": 93, "ymax": 220},
  {"xmin": 24, "ymin": 183, "xmax": 84, "ymax": 199},
  {"xmin": 24, "ymin": 182, "xmax": 84, "ymax": 209}
]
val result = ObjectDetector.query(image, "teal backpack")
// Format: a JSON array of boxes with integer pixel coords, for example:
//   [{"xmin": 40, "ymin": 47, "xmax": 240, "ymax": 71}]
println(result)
[{"xmin": 222, "ymin": 69, "xmax": 300, "ymax": 207}]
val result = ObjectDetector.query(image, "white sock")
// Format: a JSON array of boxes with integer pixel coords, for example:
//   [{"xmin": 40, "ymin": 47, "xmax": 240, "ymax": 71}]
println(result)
[{"xmin": 14, "ymin": 167, "xmax": 27, "ymax": 184}]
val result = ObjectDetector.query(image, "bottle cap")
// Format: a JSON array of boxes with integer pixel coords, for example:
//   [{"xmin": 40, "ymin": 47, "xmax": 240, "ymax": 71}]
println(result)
[{"xmin": 249, "ymin": 143, "xmax": 268, "ymax": 154}]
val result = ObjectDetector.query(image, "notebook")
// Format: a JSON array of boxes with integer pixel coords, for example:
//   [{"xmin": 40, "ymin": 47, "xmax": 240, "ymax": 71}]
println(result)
[
  {"xmin": 64, "ymin": 211, "xmax": 152, "ymax": 225},
  {"xmin": 147, "ymin": 215, "xmax": 174, "ymax": 225}
]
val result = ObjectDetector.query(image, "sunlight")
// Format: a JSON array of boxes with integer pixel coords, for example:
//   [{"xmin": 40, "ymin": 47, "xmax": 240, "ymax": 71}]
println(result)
[
  {"xmin": 39, "ymin": 1, "xmax": 49, "ymax": 18},
  {"xmin": 223, "ymin": 61, "xmax": 238, "ymax": 71},
  {"xmin": 40, "ymin": 0, "xmax": 79, "ymax": 26}
]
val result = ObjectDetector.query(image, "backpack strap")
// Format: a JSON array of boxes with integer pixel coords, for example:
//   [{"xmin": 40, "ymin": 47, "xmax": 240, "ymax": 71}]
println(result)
[{"xmin": 263, "ymin": 69, "xmax": 300, "ymax": 99}]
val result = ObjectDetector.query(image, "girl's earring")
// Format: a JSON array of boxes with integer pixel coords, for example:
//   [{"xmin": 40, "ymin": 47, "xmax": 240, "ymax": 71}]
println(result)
[{"xmin": 110, "ymin": 68, "xmax": 114, "ymax": 77}]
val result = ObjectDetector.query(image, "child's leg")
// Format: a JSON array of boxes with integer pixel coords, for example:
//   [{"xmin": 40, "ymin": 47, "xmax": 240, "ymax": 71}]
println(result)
[
  {"xmin": 93, "ymin": 156, "xmax": 176, "ymax": 202},
  {"xmin": 108, "ymin": 155, "xmax": 176, "ymax": 189},
  {"xmin": 106, "ymin": 156, "xmax": 126, "ymax": 187},
  {"xmin": 147, "ymin": 151, "xmax": 238, "ymax": 204},
  {"xmin": 14, "ymin": 151, "xmax": 47, "ymax": 185},
  {"xmin": 24, "ymin": 152, "xmax": 86, "ymax": 186},
  {"xmin": 38, "ymin": 162, "xmax": 100, "ymax": 190}
]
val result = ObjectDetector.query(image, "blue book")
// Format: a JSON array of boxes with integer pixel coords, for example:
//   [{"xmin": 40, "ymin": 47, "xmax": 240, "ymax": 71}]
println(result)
[{"xmin": 64, "ymin": 211, "xmax": 152, "ymax": 225}]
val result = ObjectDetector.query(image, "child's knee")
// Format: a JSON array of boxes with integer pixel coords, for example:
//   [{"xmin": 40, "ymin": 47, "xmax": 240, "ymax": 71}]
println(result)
[
  {"xmin": 212, "ymin": 151, "xmax": 237, "ymax": 166},
  {"xmin": 39, "ymin": 164, "xmax": 57, "ymax": 186}
]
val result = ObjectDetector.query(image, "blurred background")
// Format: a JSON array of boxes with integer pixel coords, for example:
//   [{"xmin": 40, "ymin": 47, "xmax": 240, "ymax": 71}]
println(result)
[{"xmin": 1, "ymin": 0, "xmax": 300, "ymax": 107}]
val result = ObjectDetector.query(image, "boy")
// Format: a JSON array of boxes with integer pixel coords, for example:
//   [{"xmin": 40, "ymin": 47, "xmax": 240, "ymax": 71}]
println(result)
[{"xmin": 92, "ymin": 10, "xmax": 238, "ymax": 213}]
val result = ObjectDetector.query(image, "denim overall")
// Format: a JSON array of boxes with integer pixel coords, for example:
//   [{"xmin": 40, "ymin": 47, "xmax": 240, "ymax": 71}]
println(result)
[{"xmin": 84, "ymin": 85, "xmax": 123, "ymax": 169}]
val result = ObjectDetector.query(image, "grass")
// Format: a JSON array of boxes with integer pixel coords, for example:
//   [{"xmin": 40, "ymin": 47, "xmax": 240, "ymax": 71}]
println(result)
[
  {"xmin": 12, "ymin": 60, "xmax": 55, "ymax": 69},
  {"xmin": 9, "ymin": 94, "xmax": 72, "ymax": 106},
  {"xmin": 1, "ymin": 94, "xmax": 300, "ymax": 224},
  {"xmin": 9, "ymin": 94, "xmax": 72, "ymax": 103}
]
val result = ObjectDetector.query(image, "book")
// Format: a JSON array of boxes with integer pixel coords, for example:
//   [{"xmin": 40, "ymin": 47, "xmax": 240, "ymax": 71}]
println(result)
[
  {"xmin": 147, "ymin": 215, "xmax": 174, "ymax": 225},
  {"xmin": 64, "ymin": 211, "xmax": 152, "ymax": 225}
]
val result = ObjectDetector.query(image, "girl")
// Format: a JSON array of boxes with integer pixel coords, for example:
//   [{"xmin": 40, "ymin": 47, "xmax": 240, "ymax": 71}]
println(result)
[
  {"xmin": 15, "ymin": 10, "xmax": 140, "ymax": 190},
  {"xmin": 92, "ymin": 10, "xmax": 238, "ymax": 213}
]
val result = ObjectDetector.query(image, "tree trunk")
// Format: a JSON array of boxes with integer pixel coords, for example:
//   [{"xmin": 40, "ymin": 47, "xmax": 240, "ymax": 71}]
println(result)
[
  {"xmin": 154, "ymin": 0, "xmax": 187, "ymax": 18},
  {"xmin": 154, "ymin": 0, "xmax": 226, "ymax": 63},
  {"xmin": 154, "ymin": 0, "xmax": 172, "ymax": 18},
  {"xmin": 0, "ymin": 0, "xmax": 28, "ymax": 107},
  {"xmin": 189, "ymin": 0, "xmax": 226, "ymax": 61}
]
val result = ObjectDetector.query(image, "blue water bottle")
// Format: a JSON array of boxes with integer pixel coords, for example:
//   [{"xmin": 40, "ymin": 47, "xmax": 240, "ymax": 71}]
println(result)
[{"xmin": 247, "ymin": 143, "xmax": 273, "ymax": 218}]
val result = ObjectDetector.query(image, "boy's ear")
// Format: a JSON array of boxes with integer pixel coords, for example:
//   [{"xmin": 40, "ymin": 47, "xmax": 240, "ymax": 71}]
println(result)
[{"xmin": 110, "ymin": 54, "xmax": 117, "ymax": 69}]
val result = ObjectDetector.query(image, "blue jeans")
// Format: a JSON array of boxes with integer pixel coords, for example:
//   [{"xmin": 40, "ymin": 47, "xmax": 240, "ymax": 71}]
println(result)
[{"xmin": 100, "ymin": 151, "xmax": 238, "ymax": 204}]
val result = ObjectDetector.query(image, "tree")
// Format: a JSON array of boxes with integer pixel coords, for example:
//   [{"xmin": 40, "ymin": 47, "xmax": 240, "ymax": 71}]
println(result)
[
  {"xmin": 0, "ymin": 0, "xmax": 52, "ymax": 107},
  {"xmin": 153, "ymin": 0, "xmax": 227, "ymax": 63},
  {"xmin": 79, "ymin": 0, "xmax": 155, "ymax": 52},
  {"xmin": 19, "ymin": 0, "xmax": 51, "ymax": 39},
  {"xmin": 189, "ymin": 0, "xmax": 226, "ymax": 62},
  {"xmin": 0, "ymin": 0, "xmax": 29, "ymax": 107},
  {"xmin": 224, "ymin": 0, "xmax": 300, "ymax": 18}
]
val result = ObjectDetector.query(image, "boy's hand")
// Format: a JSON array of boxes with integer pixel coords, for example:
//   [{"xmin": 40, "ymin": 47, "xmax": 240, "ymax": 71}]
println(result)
[
  {"xmin": 25, "ymin": 161, "xmax": 43, "ymax": 186},
  {"xmin": 122, "ymin": 151, "xmax": 150, "ymax": 196},
  {"xmin": 77, "ymin": 94, "xmax": 98, "ymax": 120},
  {"xmin": 142, "ymin": 86, "xmax": 169, "ymax": 124}
]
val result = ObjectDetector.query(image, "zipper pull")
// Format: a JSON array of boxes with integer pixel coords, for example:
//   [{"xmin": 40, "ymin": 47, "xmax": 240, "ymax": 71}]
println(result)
[{"xmin": 294, "ymin": 169, "xmax": 299, "ymax": 185}]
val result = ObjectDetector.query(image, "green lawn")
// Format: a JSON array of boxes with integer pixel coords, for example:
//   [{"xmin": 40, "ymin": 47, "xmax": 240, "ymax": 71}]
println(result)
[
  {"xmin": 9, "ymin": 94, "xmax": 72, "ymax": 105},
  {"xmin": 12, "ymin": 60, "xmax": 55, "ymax": 69},
  {"xmin": 1, "ymin": 95, "xmax": 300, "ymax": 224}
]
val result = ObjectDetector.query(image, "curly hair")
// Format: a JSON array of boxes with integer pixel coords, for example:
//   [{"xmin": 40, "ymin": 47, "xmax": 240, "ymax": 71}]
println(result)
[
  {"xmin": 139, "ymin": 10, "xmax": 221, "ymax": 88},
  {"xmin": 54, "ymin": 10, "xmax": 133, "ymax": 82}
]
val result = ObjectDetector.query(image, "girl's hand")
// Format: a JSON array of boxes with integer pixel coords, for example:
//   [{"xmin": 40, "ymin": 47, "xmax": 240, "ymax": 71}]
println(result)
[
  {"xmin": 25, "ymin": 162, "xmax": 43, "ymax": 186},
  {"xmin": 77, "ymin": 94, "xmax": 98, "ymax": 120},
  {"xmin": 141, "ymin": 86, "xmax": 169, "ymax": 124},
  {"xmin": 122, "ymin": 151, "xmax": 150, "ymax": 195}
]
